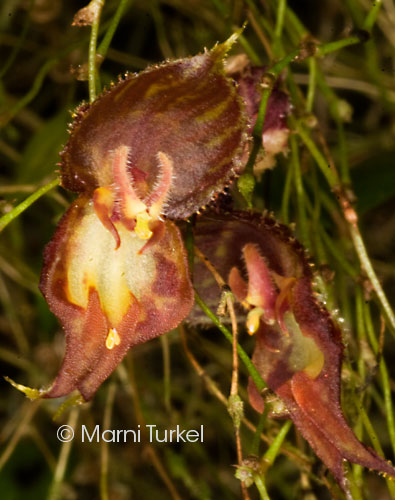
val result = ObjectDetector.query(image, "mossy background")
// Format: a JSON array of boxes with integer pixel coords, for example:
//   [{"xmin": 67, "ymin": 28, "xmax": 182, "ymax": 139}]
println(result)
[{"xmin": 1, "ymin": 1, "xmax": 395, "ymax": 499}]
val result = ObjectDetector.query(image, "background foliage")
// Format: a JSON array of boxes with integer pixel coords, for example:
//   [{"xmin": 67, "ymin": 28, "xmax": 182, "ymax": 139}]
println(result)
[{"xmin": 0, "ymin": 0, "xmax": 395, "ymax": 499}]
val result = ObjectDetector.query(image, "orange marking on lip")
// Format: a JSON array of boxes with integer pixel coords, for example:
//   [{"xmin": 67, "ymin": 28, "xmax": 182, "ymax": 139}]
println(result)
[
  {"xmin": 105, "ymin": 328, "xmax": 121, "ymax": 350},
  {"xmin": 93, "ymin": 187, "xmax": 120, "ymax": 249}
]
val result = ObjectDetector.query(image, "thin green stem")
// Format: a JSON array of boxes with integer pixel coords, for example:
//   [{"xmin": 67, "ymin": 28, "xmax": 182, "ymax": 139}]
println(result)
[
  {"xmin": 352, "ymin": 287, "xmax": 366, "ymax": 472},
  {"xmin": 254, "ymin": 474, "xmax": 271, "ymax": 500},
  {"xmin": 88, "ymin": 0, "xmax": 105, "ymax": 103},
  {"xmin": 194, "ymin": 291, "xmax": 267, "ymax": 392},
  {"xmin": 0, "ymin": 178, "xmax": 60, "ymax": 233},
  {"xmin": 253, "ymin": 49, "xmax": 299, "ymax": 149},
  {"xmin": 379, "ymin": 360, "xmax": 395, "ymax": 457},
  {"xmin": 274, "ymin": 0, "xmax": 286, "ymax": 40},
  {"xmin": 317, "ymin": 34, "xmax": 365, "ymax": 56},
  {"xmin": 281, "ymin": 162, "xmax": 293, "ymax": 224},
  {"xmin": 250, "ymin": 410, "xmax": 267, "ymax": 456},
  {"xmin": 315, "ymin": 69, "xmax": 351, "ymax": 183},
  {"xmin": 364, "ymin": 307, "xmax": 395, "ymax": 458},
  {"xmin": 311, "ymin": 168, "xmax": 327, "ymax": 266},
  {"xmin": 243, "ymin": 89, "xmax": 271, "ymax": 176},
  {"xmin": 349, "ymin": 224, "xmax": 395, "ymax": 338},
  {"xmin": 364, "ymin": 0, "xmax": 382, "ymax": 30},
  {"xmin": 350, "ymin": 461, "xmax": 364, "ymax": 500},
  {"xmin": 97, "ymin": 0, "xmax": 130, "ymax": 59},
  {"xmin": 47, "ymin": 407, "xmax": 79, "ymax": 500},
  {"xmin": 344, "ymin": 0, "xmax": 364, "ymax": 26},
  {"xmin": 262, "ymin": 420, "xmax": 292, "ymax": 466},
  {"xmin": 360, "ymin": 404, "xmax": 395, "ymax": 496},
  {"xmin": 254, "ymin": 417, "xmax": 292, "ymax": 500},
  {"xmin": 355, "ymin": 288, "xmax": 366, "ymax": 381},
  {"xmin": 360, "ymin": 406, "xmax": 384, "ymax": 456},
  {"xmin": 319, "ymin": 229, "xmax": 358, "ymax": 278},
  {"xmin": 335, "ymin": 118, "xmax": 350, "ymax": 184},
  {"xmin": 273, "ymin": 0, "xmax": 286, "ymax": 57},
  {"xmin": 352, "ymin": 292, "xmax": 378, "ymax": 495},
  {"xmin": 306, "ymin": 57, "xmax": 316, "ymax": 113},
  {"xmin": 270, "ymin": 49, "xmax": 300, "ymax": 76},
  {"xmin": 285, "ymin": 69, "xmax": 303, "ymax": 108},
  {"xmin": 291, "ymin": 134, "xmax": 311, "ymax": 248},
  {"xmin": 291, "ymin": 117, "xmax": 339, "ymax": 187}
]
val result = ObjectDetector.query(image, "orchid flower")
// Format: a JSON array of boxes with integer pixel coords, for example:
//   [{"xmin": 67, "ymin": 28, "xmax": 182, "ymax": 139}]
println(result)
[
  {"xmin": 193, "ymin": 212, "xmax": 395, "ymax": 495},
  {"xmin": 37, "ymin": 36, "xmax": 247, "ymax": 401}
]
